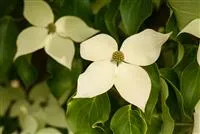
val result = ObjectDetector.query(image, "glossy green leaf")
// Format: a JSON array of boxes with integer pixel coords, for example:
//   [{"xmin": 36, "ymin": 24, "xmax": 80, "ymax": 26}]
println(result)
[
  {"xmin": 165, "ymin": 11, "xmax": 179, "ymax": 40},
  {"xmin": 92, "ymin": 0, "xmax": 111, "ymax": 14},
  {"xmin": 144, "ymin": 64, "xmax": 161, "ymax": 122},
  {"xmin": 173, "ymin": 42, "xmax": 184, "ymax": 67},
  {"xmin": 104, "ymin": 0, "xmax": 120, "ymax": 42},
  {"xmin": 0, "ymin": 86, "xmax": 25, "ymax": 116},
  {"xmin": 47, "ymin": 58, "xmax": 82, "ymax": 98},
  {"xmin": 181, "ymin": 61, "xmax": 200, "ymax": 114},
  {"xmin": 174, "ymin": 44, "xmax": 197, "ymax": 78},
  {"xmin": 95, "ymin": 7, "xmax": 108, "ymax": 32},
  {"xmin": 159, "ymin": 40, "xmax": 185, "ymax": 68},
  {"xmin": 0, "ymin": 16, "xmax": 18, "ymax": 83},
  {"xmin": 52, "ymin": 0, "xmax": 92, "ymax": 23},
  {"xmin": 120, "ymin": 0, "xmax": 152, "ymax": 35},
  {"xmin": 15, "ymin": 55, "xmax": 38, "ymax": 88},
  {"xmin": 160, "ymin": 78, "xmax": 175, "ymax": 134},
  {"xmin": 110, "ymin": 105, "xmax": 147, "ymax": 134},
  {"xmin": 160, "ymin": 68, "xmax": 191, "ymax": 121},
  {"xmin": 152, "ymin": 0, "xmax": 162, "ymax": 9},
  {"xmin": 146, "ymin": 113, "xmax": 162, "ymax": 134},
  {"xmin": 168, "ymin": 0, "xmax": 200, "ymax": 30},
  {"xmin": 66, "ymin": 94, "xmax": 111, "ymax": 133},
  {"xmin": 0, "ymin": 0, "xmax": 18, "ymax": 17}
]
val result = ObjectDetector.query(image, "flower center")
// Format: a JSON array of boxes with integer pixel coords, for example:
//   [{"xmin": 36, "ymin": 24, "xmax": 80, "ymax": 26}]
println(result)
[
  {"xmin": 112, "ymin": 51, "xmax": 124, "ymax": 64},
  {"xmin": 47, "ymin": 23, "xmax": 56, "ymax": 34}
]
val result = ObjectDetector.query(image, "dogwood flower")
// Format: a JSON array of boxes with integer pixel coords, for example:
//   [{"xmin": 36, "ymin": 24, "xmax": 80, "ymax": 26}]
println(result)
[
  {"xmin": 193, "ymin": 100, "xmax": 200, "ymax": 134},
  {"xmin": 179, "ymin": 18, "xmax": 200, "ymax": 65},
  {"xmin": 74, "ymin": 29, "xmax": 171, "ymax": 111},
  {"xmin": 15, "ymin": 0, "xmax": 98, "ymax": 69}
]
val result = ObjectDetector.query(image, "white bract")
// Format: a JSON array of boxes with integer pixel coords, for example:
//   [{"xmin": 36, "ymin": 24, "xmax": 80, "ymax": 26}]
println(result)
[
  {"xmin": 10, "ymin": 82, "xmax": 68, "ymax": 133},
  {"xmin": 193, "ymin": 100, "xmax": 200, "ymax": 134},
  {"xmin": 179, "ymin": 18, "xmax": 200, "ymax": 65},
  {"xmin": 15, "ymin": 0, "xmax": 98, "ymax": 69},
  {"xmin": 75, "ymin": 29, "xmax": 171, "ymax": 111}
]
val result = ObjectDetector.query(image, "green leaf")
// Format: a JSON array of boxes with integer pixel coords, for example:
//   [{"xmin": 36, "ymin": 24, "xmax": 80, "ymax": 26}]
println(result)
[
  {"xmin": 92, "ymin": 0, "xmax": 111, "ymax": 14},
  {"xmin": 160, "ymin": 78, "xmax": 175, "ymax": 134},
  {"xmin": 174, "ymin": 44, "xmax": 197, "ymax": 78},
  {"xmin": 165, "ymin": 11, "xmax": 179, "ymax": 40},
  {"xmin": 47, "ymin": 58, "xmax": 82, "ymax": 98},
  {"xmin": 52, "ymin": 0, "xmax": 92, "ymax": 23},
  {"xmin": 181, "ymin": 61, "xmax": 200, "ymax": 114},
  {"xmin": 15, "ymin": 55, "xmax": 38, "ymax": 88},
  {"xmin": 0, "ymin": 16, "xmax": 18, "ymax": 83},
  {"xmin": 0, "ymin": 86, "xmax": 25, "ymax": 116},
  {"xmin": 168, "ymin": 0, "xmax": 200, "ymax": 30},
  {"xmin": 146, "ymin": 113, "xmax": 162, "ymax": 134},
  {"xmin": 95, "ymin": 7, "xmax": 108, "ymax": 33},
  {"xmin": 152, "ymin": 0, "xmax": 162, "ymax": 10},
  {"xmin": 0, "ymin": 88, "xmax": 12, "ymax": 116},
  {"xmin": 104, "ymin": 0, "xmax": 120, "ymax": 42},
  {"xmin": 173, "ymin": 42, "xmax": 184, "ymax": 67},
  {"xmin": 110, "ymin": 105, "xmax": 147, "ymax": 134},
  {"xmin": 160, "ymin": 68, "xmax": 191, "ymax": 121},
  {"xmin": 120, "ymin": 0, "xmax": 152, "ymax": 35},
  {"xmin": 0, "ymin": 0, "xmax": 18, "ymax": 17},
  {"xmin": 66, "ymin": 94, "xmax": 111, "ymax": 133},
  {"xmin": 144, "ymin": 64, "xmax": 161, "ymax": 122},
  {"xmin": 159, "ymin": 39, "xmax": 184, "ymax": 68}
]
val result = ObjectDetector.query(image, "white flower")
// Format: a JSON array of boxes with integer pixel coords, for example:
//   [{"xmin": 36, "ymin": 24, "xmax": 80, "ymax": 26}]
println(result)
[
  {"xmin": 179, "ymin": 18, "xmax": 200, "ymax": 66},
  {"xmin": 74, "ymin": 29, "xmax": 171, "ymax": 111},
  {"xmin": 193, "ymin": 100, "xmax": 200, "ymax": 134},
  {"xmin": 15, "ymin": 0, "xmax": 99, "ymax": 69}
]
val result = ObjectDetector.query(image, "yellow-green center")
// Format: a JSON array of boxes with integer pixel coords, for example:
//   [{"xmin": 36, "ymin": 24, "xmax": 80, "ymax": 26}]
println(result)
[
  {"xmin": 112, "ymin": 51, "xmax": 124, "ymax": 64},
  {"xmin": 47, "ymin": 23, "xmax": 56, "ymax": 34}
]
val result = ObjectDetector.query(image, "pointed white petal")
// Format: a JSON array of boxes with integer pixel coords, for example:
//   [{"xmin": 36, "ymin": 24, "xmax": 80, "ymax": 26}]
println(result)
[
  {"xmin": 36, "ymin": 128, "xmax": 62, "ymax": 134},
  {"xmin": 24, "ymin": 0, "xmax": 54, "ymax": 27},
  {"xmin": 15, "ymin": 27, "xmax": 47, "ymax": 60},
  {"xmin": 43, "ymin": 95, "xmax": 68, "ymax": 128},
  {"xmin": 45, "ymin": 34, "xmax": 75, "ymax": 69},
  {"xmin": 20, "ymin": 115, "xmax": 38, "ymax": 134},
  {"xmin": 114, "ymin": 63, "xmax": 151, "ymax": 111},
  {"xmin": 121, "ymin": 29, "xmax": 171, "ymax": 66},
  {"xmin": 74, "ymin": 61, "xmax": 116, "ymax": 98},
  {"xmin": 193, "ymin": 100, "xmax": 200, "ymax": 134},
  {"xmin": 179, "ymin": 19, "xmax": 200, "ymax": 38},
  {"xmin": 0, "ymin": 127, "xmax": 3, "ymax": 134},
  {"xmin": 80, "ymin": 34, "xmax": 118, "ymax": 61},
  {"xmin": 198, "ymin": 44, "xmax": 200, "ymax": 66},
  {"xmin": 55, "ymin": 16, "xmax": 99, "ymax": 42}
]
